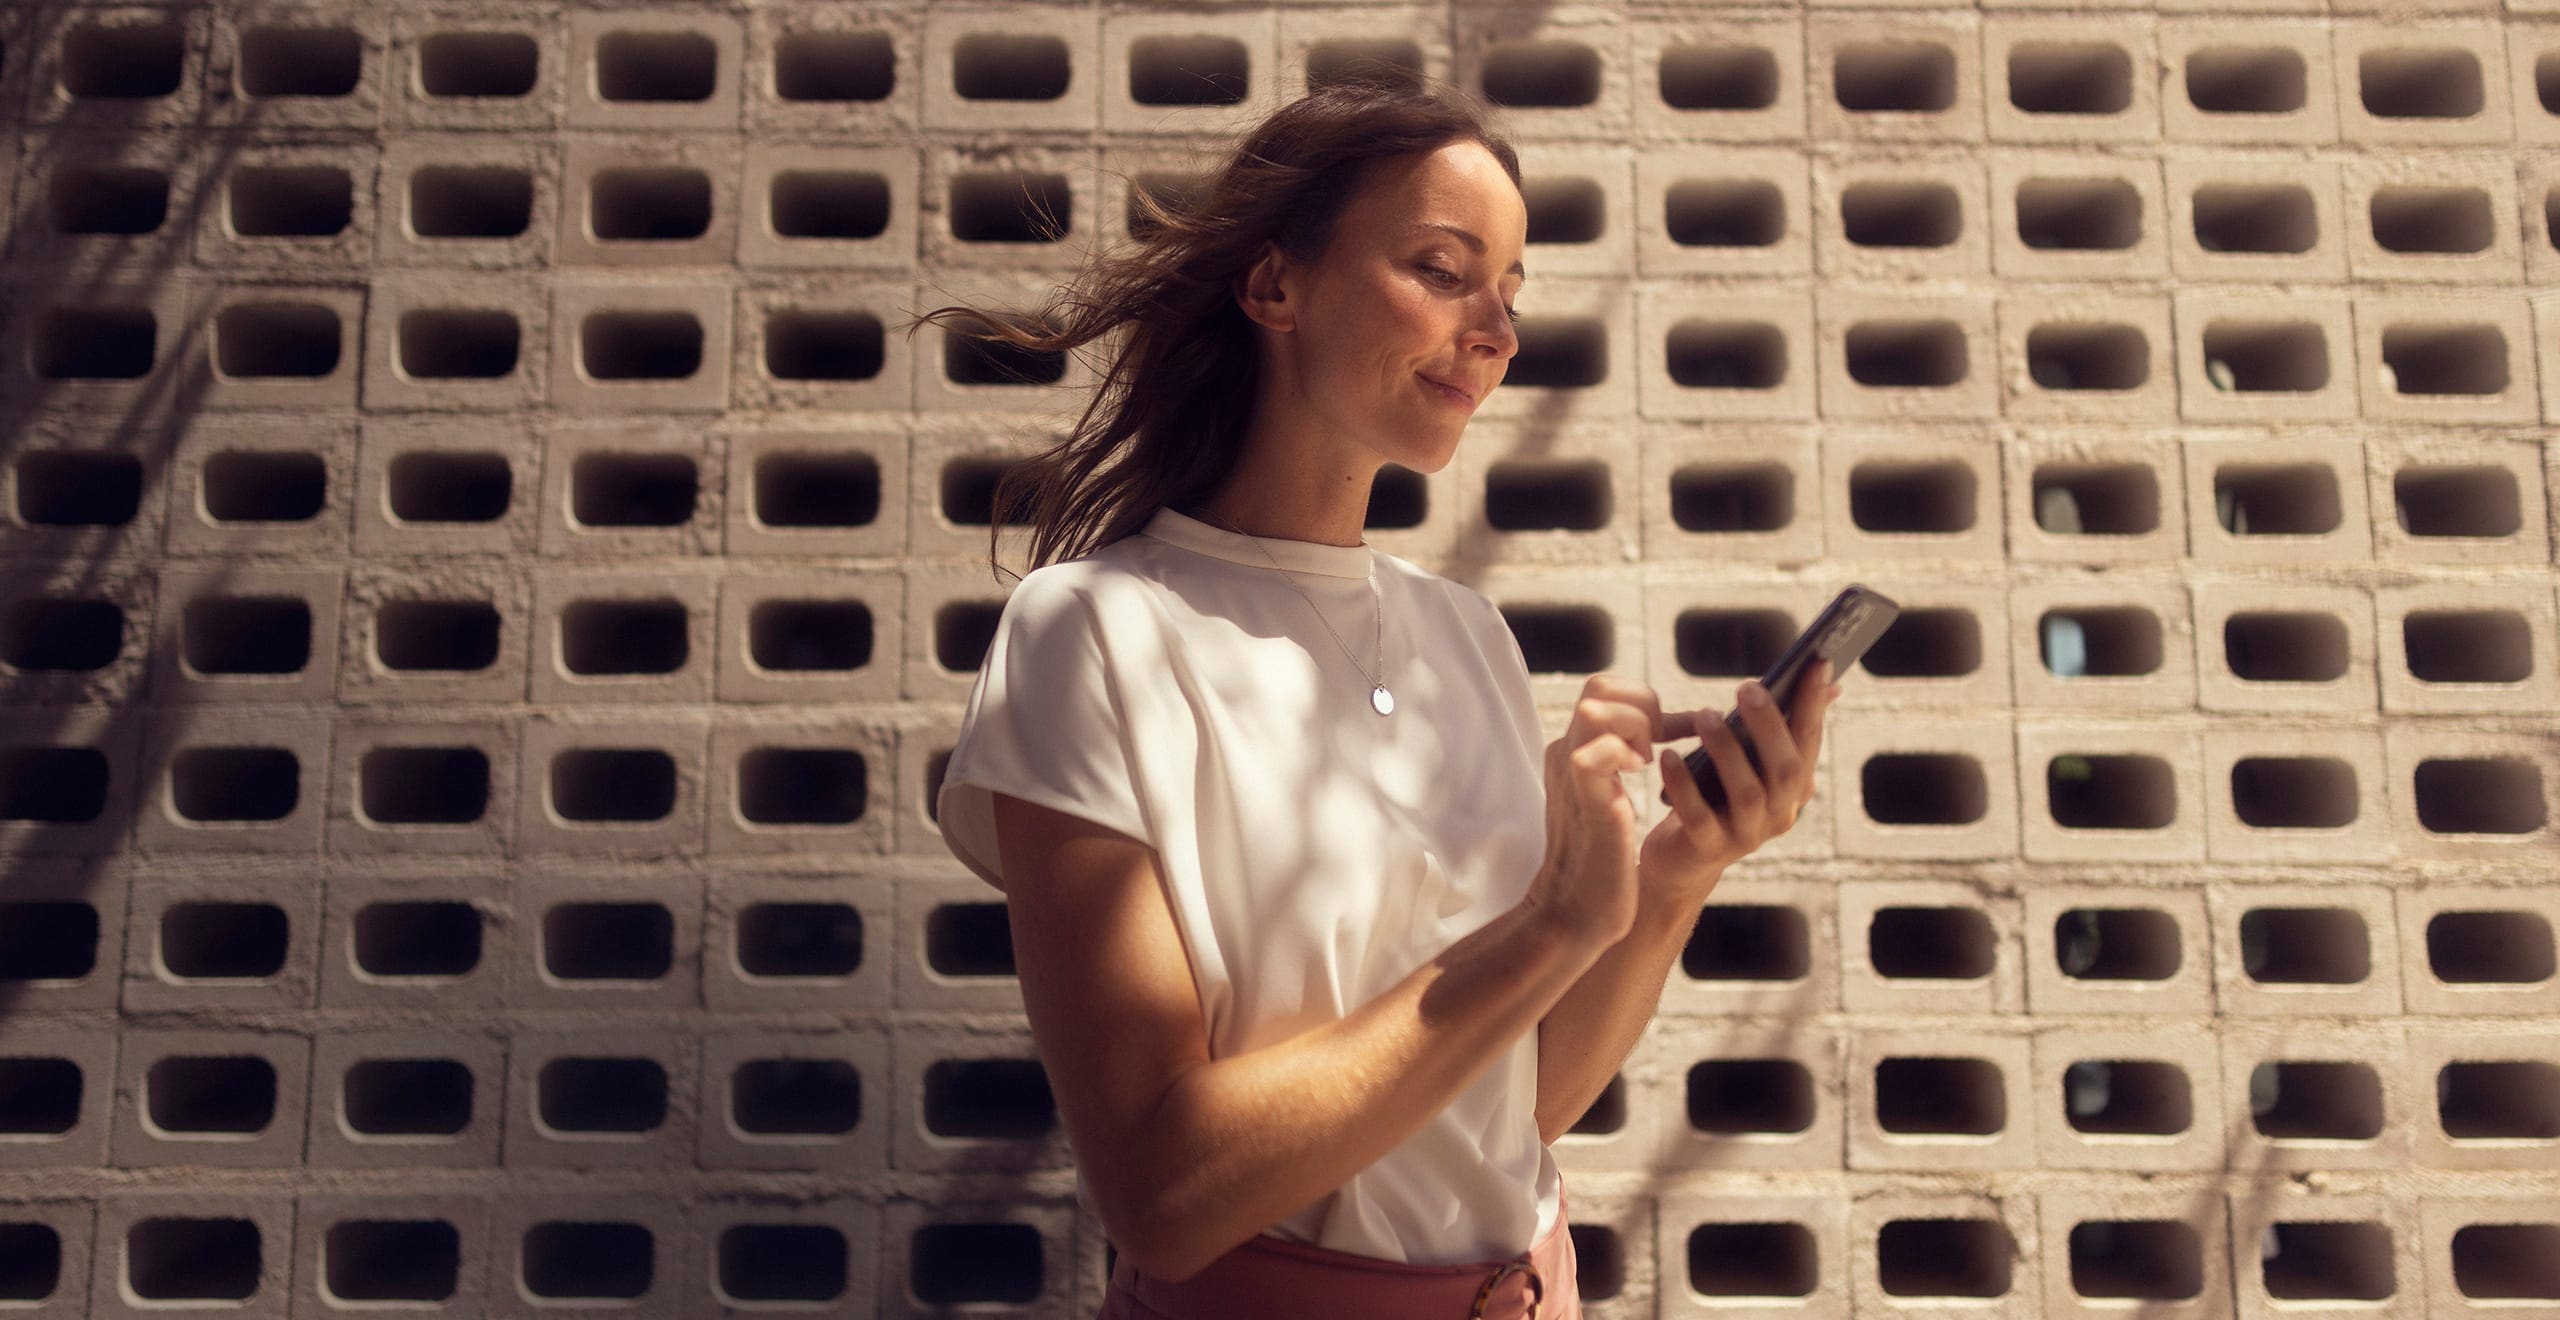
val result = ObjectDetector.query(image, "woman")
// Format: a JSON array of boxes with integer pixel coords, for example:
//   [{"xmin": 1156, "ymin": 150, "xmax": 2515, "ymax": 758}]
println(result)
[{"xmin": 923, "ymin": 72, "xmax": 1835, "ymax": 1319}]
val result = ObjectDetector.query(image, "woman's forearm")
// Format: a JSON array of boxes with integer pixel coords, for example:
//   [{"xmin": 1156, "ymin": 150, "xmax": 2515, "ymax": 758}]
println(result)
[
  {"xmin": 1531, "ymin": 880, "xmax": 1703, "ymax": 1145},
  {"xmin": 1114, "ymin": 895, "xmax": 1604, "ymax": 1281}
]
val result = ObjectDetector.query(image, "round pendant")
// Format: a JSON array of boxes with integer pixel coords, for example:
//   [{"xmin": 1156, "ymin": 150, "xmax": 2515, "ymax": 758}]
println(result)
[{"xmin": 1371, "ymin": 684, "xmax": 1395, "ymax": 716}]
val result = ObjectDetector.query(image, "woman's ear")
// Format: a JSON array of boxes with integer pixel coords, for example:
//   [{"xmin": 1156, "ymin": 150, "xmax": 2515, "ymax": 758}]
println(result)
[{"xmin": 1232, "ymin": 241, "xmax": 1297, "ymax": 334}]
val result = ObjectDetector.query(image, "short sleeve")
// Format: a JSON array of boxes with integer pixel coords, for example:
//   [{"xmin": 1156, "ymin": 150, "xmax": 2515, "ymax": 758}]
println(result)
[{"xmin": 935, "ymin": 571, "xmax": 1152, "ymax": 892}]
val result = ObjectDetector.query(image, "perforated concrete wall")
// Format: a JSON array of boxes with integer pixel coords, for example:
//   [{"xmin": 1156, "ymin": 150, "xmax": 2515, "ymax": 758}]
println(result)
[{"xmin": 0, "ymin": 1, "xmax": 2555, "ymax": 1315}]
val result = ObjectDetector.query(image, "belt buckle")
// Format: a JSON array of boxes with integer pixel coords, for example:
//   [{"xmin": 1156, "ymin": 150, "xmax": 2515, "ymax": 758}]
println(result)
[{"xmin": 1467, "ymin": 1258, "xmax": 1542, "ymax": 1320}]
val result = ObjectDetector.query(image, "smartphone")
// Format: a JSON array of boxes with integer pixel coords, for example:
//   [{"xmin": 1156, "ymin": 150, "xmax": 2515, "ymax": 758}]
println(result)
[{"xmin": 1661, "ymin": 584, "xmax": 1901, "ymax": 810}]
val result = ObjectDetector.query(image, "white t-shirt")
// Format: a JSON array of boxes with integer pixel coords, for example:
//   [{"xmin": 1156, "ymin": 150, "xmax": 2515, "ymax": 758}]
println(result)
[{"xmin": 935, "ymin": 504, "xmax": 1563, "ymax": 1265}]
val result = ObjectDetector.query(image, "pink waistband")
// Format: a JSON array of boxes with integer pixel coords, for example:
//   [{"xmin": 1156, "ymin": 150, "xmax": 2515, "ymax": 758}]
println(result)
[{"xmin": 1103, "ymin": 1190, "xmax": 1578, "ymax": 1320}]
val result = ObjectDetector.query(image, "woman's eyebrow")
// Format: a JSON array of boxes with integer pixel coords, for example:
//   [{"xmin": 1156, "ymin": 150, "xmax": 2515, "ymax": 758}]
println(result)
[{"xmin": 1411, "ymin": 221, "xmax": 1527, "ymax": 280}]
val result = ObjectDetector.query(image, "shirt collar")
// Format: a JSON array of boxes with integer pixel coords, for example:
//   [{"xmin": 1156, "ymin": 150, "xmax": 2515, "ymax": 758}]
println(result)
[{"xmin": 1140, "ymin": 506, "xmax": 1374, "ymax": 580}]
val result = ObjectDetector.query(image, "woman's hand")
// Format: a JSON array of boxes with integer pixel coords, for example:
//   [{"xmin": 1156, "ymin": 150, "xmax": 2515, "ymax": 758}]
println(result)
[{"xmin": 1643, "ymin": 660, "xmax": 1838, "ymax": 905}]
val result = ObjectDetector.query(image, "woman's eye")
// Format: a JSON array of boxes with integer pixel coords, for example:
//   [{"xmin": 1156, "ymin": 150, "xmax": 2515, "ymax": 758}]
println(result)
[
  {"xmin": 1422, "ymin": 264, "xmax": 1458, "ymax": 284},
  {"xmin": 1504, "ymin": 306, "xmax": 1522, "ymax": 324}
]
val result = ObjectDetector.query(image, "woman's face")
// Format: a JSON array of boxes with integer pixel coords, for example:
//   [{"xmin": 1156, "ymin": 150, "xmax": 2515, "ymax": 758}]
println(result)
[{"xmin": 1275, "ymin": 139, "xmax": 1527, "ymax": 473}]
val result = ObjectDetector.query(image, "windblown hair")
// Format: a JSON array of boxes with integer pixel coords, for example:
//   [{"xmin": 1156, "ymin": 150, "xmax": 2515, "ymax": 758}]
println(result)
[{"xmin": 902, "ymin": 68, "xmax": 1520, "ymax": 584}]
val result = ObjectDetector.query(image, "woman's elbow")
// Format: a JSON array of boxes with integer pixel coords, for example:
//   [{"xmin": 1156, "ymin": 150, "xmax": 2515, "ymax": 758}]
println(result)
[{"xmin": 1097, "ymin": 1187, "xmax": 1226, "ymax": 1284}]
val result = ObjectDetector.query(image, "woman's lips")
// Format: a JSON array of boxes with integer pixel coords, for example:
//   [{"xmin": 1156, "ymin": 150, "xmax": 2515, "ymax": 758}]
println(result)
[{"xmin": 1421, "ymin": 375, "xmax": 1473, "ymax": 407}]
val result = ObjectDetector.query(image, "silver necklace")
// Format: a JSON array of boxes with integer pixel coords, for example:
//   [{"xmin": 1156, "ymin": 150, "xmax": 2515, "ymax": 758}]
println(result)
[{"xmin": 1193, "ymin": 506, "xmax": 1394, "ymax": 716}]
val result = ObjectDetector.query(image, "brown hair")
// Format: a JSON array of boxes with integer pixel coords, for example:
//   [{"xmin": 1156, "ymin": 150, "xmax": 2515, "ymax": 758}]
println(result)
[{"xmin": 902, "ymin": 68, "xmax": 1521, "ymax": 584}]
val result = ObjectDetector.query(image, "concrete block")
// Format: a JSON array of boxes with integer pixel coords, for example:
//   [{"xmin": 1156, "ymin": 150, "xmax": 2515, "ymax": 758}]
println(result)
[
  {"xmin": 376, "ymin": 135, "xmax": 559, "ymax": 270},
  {"xmin": 892, "ymin": 1019, "xmax": 1071, "ymax": 1176},
  {"xmin": 2159, "ymin": 20, "xmax": 2341, "ymax": 144},
  {"xmin": 902, "ymin": 710, "xmax": 972, "ymax": 861},
  {"xmin": 131, "ymin": 710, "xmax": 329, "ymax": 856},
  {"xmin": 2355, "ymin": 293, "xmax": 2541, "ymax": 425},
  {"xmin": 556, "ymin": 133, "xmax": 740, "ymax": 270},
  {"xmin": 2201, "ymin": 723, "xmax": 2394, "ymax": 863},
  {"xmin": 537, "ymin": 423, "xmax": 723, "ymax": 558},
  {"xmin": 2542, "ymin": 292, "xmax": 2560, "ymax": 428},
  {"xmin": 7, "ymin": 130, "xmax": 207, "ymax": 280},
  {"xmin": 387, "ymin": 8, "xmax": 565, "ymax": 133},
  {"xmin": 194, "ymin": 140, "xmax": 380, "ymax": 272},
  {"xmin": 0, "ymin": 277, "xmax": 194, "ymax": 419},
  {"xmin": 121, "ymin": 871, "xmax": 317, "ymax": 1013},
  {"xmin": 2383, "ymin": 725, "xmax": 2558, "ymax": 862},
  {"xmin": 2209, "ymin": 880, "xmax": 2404, "ymax": 1018},
  {"xmin": 905, "ymin": 268, "xmax": 1105, "ymax": 414},
  {"xmin": 1805, "ymin": 12, "xmax": 1987, "ymax": 144},
  {"xmin": 325, "ymin": 715, "xmax": 517, "ymax": 854},
  {"xmin": 898, "ymin": 560, "xmax": 1008, "ymax": 706},
  {"xmin": 736, "ymin": 142, "xmax": 917, "ymax": 271},
  {"xmin": 148, "ymin": 564, "xmax": 342, "ymax": 706},
  {"xmin": 1458, "ymin": 562, "xmax": 1651, "ymax": 711},
  {"xmin": 1848, "ymin": 1024, "xmax": 2037, "ymax": 1171},
  {"xmin": 2021, "ymin": 883, "xmax": 2215, "ymax": 1017},
  {"xmin": 2009, "ymin": 569, "xmax": 2196, "ymax": 711},
  {"xmin": 1996, "ymin": 292, "xmax": 2177, "ymax": 421},
  {"xmin": 1556, "ymin": 1183, "xmax": 1654, "ymax": 1319},
  {"xmin": 2518, "ymin": 22, "xmax": 2560, "ymax": 143},
  {"xmin": 1099, "ymin": 8, "xmax": 1277, "ymax": 140},
  {"xmin": 290, "ymin": 1192, "xmax": 490, "ymax": 1319},
  {"xmin": 1471, "ymin": 276, "xmax": 1636, "ymax": 421},
  {"xmin": 1646, "ymin": 1019, "xmax": 1844, "ymax": 1174},
  {"xmin": 1819, "ymin": 427, "xmax": 2004, "ymax": 560},
  {"xmin": 1635, "ymin": 424, "xmax": 1823, "ymax": 565},
  {"xmin": 316, "ymin": 875, "xmax": 506, "ymax": 1012},
  {"xmin": 2418, "ymin": 1195, "xmax": 2560, "ymax": 1319},
  {"xmin": 1840, "ymin": 878, "xmax": 2024, "ymax": 1014},
  {"xmin": 2165, "ymin": 157, "xmax": 2346, "ymax": 283},
  {"xmin": 2180, "ymin": 434, "xmax": 2373, "ymax": 562},
  {"xmin": 1833, "ymin": 711, "xmax": 2021, "ymax": 861},
  {"xmin": 880, "ymin": 1194, "xmax": 1075, "ymax": 1320},
  {"xmin": 110, "ymin": 1028, "xmax": 311, "ymax": 1170},
  {"xmin": 893, "ymin": 869, "xmax": 1020, "ymax": 1015},
  {"xmin": 360, "ymin": 273, "xmax": 549, "ymax": 412},
  {"xmin": 484, "ymin": 1192, "xmax": 687, "ymax": 1320},
  {"xmin": 1830, "ymin": 571, "xmax": 2014, "ymax": 712},
  {"xmin": 0, "ymin": 1024, "xmax": 115, "ymax": 1168},
  {"xmin": 2407, "ymin": 1024, "xmax": 2560, "ymax": 1170},
  {"xmin": 1510, "ymin": 142, "xmax": 1635, "ymax": 281},
  {"xmin": 2395, "ymin": 883, "xmax": 2560, "ymax": 1018},
  {"xmin": 1451, "ymin": 3, "xmax": 1634, "ymax": 143},
  {"xmin": 2530, "ymin": 155, "xmax": 2560, "ymax": 291},
  {"xmin": 2218, "ymin": 1019, "xmax": 2410, "ymax": 1170},
  {"xmin": 696, "ymin": 1026, "xmax": 890, "ymax": 1174},
  {"xmin": 504, "ymin": 1024, "xmax": 697, "ymax": 1171},
  {"xmin": 305, "ymin": 1028, "xmax": 505, "ymax": 1170},
  {"xmin": 918, "ymin": 139, "xmax": 1098, "ymax": 276},
  {"xmin": 0, "ymin": 559, "xmax": 156, "ymax": 709},
  {"xmin": 1656, "ymin": 1183, "xmax": 1849, "ymax": 1320},
  {"xmin": 548, "ymin": 279, "xmax": 734, "ymax": 413},
  {"xmin": 1632, "ymin": 14, "xmax": 1806, "ymax": 145},
  {"xmin": 1982, "ymin": 16, "xmax": 2161, "ymax": 144},
  {"xmin": 2173, "ymin": 291, "xmax": 2359, "ymax": 423},
  {"xmin": 1988, "ymin": 150, "xmax": 2170, "ymax": 282},
  {"xmin": 2017, "ymin": 718, "xmax": 2204, "ymax": 864},
  {"xmin": 2367, "ymin": 432, "xmax": 2552, "ymax": 567},
  {"xmin": 705, "ymin": 714, "xmax": 895, "ymax": 858},
  {"xmin": 0, "ymin": 1196, "xmax": 94, "ymax": 1319},
  {"xmin": 338, "ymin": 559, "xmax": 530, "ymax": 706},
  {"xmin": 2001, "ymin": 428, "xmax": 2186, "ymax": 565},
  {"xmin": 743, "ymin": 6, "xmax": 916, "ymax": 139},
  {"xmin": 514, "ymin": 712, "xmax": 709, "ymax": 858},
  {"xmin": 1847, "ymin": 1184, "xmax": 2042, "ymax": 1317},
  {"xmin": 2226, "ymin": 1186, "xmax": 2422, "ymax": 1320},
  {"xmin": 204, "ymin": 8, "xmax": 386, "ymax": 133},
  {"xmin": 1634, "ymin": 147, "xmax": 1812, "ymax": 280},
  {"xmin": 1635, "ymin": 284, "xmax": 1817, "ymax": 422},
  {"xmin": 26, "ymin": 7, "xmax": 216, "ymax": 130},
  {"xmin": 2030, "ymin": 1022, "xmax": 2227, "ymax": 1171},
  {"xmin": 2034, "ymin": 1178, "xmax": 2230, "ymax": 1319},
  {"xmin": 730, "ymin": 278, "xmax": 915, "ymax": 413},
  {"xmin": 715, "ymin": 566, "xmax": 901, "ymax": 704},
  {"xmin": 1814, "ymin": 150, "xmax": 1990, "ymax": 283},
  {"xmin": 90, "ymin": 1193, "xmax": 294, "ymax": 1320},
  {"xmin": 1550, "ymin": 1061, "xmax": 1660, "ymax": 1180},
  {"xmin": 2189, "ymin": 575, "xmax": 2378, "ymax": 714},
  {"xmin": 2334, "ymin": 22, "xmax": 2514, "ymax": 147},
  {"xmin": 680, "ymin": 1196, "xmax": 882, "ymax": 1319},
  {"xmin": 1271, "ymin": 3, "xmax": 1453, "ymax": 100},
  {"xmin": 159, "ymin": 415, "xmax": 355, "ymax": 560},
  {"xmin": 2342, "ymin": 153, "xmax": 2526, "ymax": 285},
  {"xmin": 722, "ymin": 427, "xmax": 908, "ymax": 560},
  {"xmin": 2377, "ymin": 577, "xmax": 2559, "ymax": 715},
  {"xmin": 510, "ymin": 871, "xmax": 701, "ymax": 1012},
  {"xmin": 0, "ymin": 707, "xmax": 141, "ymax": 856},
  {"xmin": 903, "ymin": 421, "xmax": 1052, "ymax": 566},
  {"xmin": 1452, "ymin": 416, "xmax": 1643, "ymax": 566},
  {"xmin": 563, "ymin": 9, "xmax": 740, "ymax": 132},
  {"xmin": 0, "ymin": 860, "xmax": 131, "ymax": 1012},
  {"xmin": 920, "ymin": 4, "xmax": 1097, "ymax": 133},
  {"xmin": 1815, "ymin": 289, "xmax": 2001, "ymax": 421},
  {"xmin": 187, "ymin": 282, "xmax": 366, "ymax": 411},
  {"xmin": 700, "ymin": 871, "xmax": 892, "ymax": 1013},
  {"xmin": 527, "ymin": 565, "xmax": 716, "ymax": 704}
]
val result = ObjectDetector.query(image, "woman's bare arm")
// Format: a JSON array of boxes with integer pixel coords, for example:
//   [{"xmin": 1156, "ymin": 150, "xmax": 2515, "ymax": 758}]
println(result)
[{"xmin": 991, "ymin": 790, "xmax": 1604, "ymax": 1283}]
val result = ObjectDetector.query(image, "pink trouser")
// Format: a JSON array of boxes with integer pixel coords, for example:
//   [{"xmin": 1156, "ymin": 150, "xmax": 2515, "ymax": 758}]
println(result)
[{"xmin": 1098, "ymin": 1189, "xmax": 1580, "ymax": 1320}]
